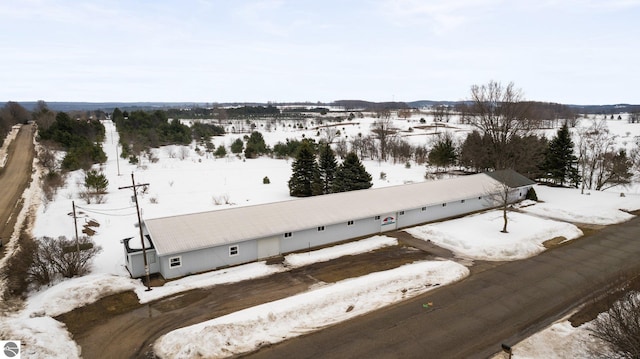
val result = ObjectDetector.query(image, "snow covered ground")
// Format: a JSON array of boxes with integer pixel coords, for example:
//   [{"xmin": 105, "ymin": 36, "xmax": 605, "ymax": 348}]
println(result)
[
  {"xmin": 154, "ymin": 258, "xmax": 468, "ymax": 358},
  {"xmin": 405, "ymin": 211, "xmax": 584, "ymax": 261},
  {"xmin": 0, "ymin": 114, "xmax": 639, "ymax": 358},
  {"xmin": 490, "ymin": 316, "xmax": 604, "ymax": 359}
]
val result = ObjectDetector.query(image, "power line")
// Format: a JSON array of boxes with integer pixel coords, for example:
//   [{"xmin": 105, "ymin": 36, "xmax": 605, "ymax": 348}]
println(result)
[{"xmin": 75, "ymin": 204, "xmax": 135, "ymax": 212}]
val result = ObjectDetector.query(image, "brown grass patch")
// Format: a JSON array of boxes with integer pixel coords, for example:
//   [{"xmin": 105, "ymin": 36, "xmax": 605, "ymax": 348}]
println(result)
[
  {"xmin": 542, "ymin": 236, "xmax": 567, "ymax": 249},
  {"xmin": 55, "ymin": 291, "xmax": 142, "ymax": 335}
]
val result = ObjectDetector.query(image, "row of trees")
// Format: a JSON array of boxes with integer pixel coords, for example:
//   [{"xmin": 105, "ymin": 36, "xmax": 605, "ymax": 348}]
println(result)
[
  {"xmin": 112, "ymin": 108, "xmax": 227, "ymax": 163},
  {"xmin": 0, "ymin": 101, "xmax": 31, "ymax": 146},
  {"xmin": 288, "ymin": 141, "xmax": 372, "ymax": 197},
  {"xmin": 448, "ymin": 81, "xmax": 635, "ymax": 191}
]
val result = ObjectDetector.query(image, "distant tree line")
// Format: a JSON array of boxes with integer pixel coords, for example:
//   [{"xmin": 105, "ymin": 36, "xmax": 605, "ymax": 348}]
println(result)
[
  {"xmin": 332, "ymin": 100, "xmax": 410, "ymax": 111},
  {"xmin": 112, "ymin": 108, "xmax": 225, "ymax": 162}
]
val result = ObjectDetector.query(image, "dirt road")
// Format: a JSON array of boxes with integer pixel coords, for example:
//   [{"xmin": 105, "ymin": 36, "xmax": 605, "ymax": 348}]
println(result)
[{"xmin": 0, "ymin": 124, "xmax": 35, "ymax": 249}]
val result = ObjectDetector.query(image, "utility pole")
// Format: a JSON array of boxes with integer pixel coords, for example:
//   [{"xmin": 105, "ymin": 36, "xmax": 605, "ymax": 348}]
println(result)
[
  {"xmin": 71, "ymin": 201, "xmax": 81, "ymax": 267},
  {"xmin": 119, "ymin": 173, "xmax": 151, "ymax": 291}
]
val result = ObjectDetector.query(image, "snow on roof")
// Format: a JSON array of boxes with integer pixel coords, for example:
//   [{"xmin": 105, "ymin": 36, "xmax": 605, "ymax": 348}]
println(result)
[
  {"xmin": 144, "ymin": 173, "xmax": 517, "ymax": 256},
  {"xmin": 485, "ymin": 169, "xmax": 536, "ymax": 189}
]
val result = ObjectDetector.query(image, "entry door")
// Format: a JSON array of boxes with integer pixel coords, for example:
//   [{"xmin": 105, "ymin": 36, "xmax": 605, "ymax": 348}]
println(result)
[{"xmin": 258, "ymin": 236, "xmax": 280, "ymax": 259}]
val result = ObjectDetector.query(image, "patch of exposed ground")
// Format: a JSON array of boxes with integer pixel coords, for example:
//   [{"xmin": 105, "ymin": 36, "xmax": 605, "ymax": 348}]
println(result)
[
  {"xmin": 57, "ymin": 243, "xmax": 435, "ymax": 359},
  {"xmin": 542, "ymin": 236, "xmax": 567, "ymax": 249},
  {"xmin": 569, "ymin": 273, "xmax": 640, "ymax": 327},
  {"xmin": 55, "ymin": 291, "xmax": 142, "ymax": 334}
]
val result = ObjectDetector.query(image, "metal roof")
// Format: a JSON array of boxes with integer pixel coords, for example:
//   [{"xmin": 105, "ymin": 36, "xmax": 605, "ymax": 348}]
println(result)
[
  {"xmin": 144, "ymin": 172, "xmax": 517, "ymax": 256},
  {"xmin": 485, "ymin": 169, "xmax": 537, "ymax": 189}
]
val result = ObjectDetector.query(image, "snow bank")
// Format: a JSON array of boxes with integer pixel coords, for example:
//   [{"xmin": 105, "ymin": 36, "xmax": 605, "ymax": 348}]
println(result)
[
  {"xmin": 23, "ymin": 274, "xmax": 139, "ymax": 318},
  {"xmin": 283, "ymin": 235, "xmax": 397, "ymax": 268},
  {"xmin": 0, "ymin": 315, "xmax": 81, "ymax": 359},
  {"xmin": 136, "ymin": 262, "xmax": 287, "ymax": 304},
  {"xmin": 491, "ymin": 319, "xmax": 602, "ymax": 359},
  {"xmin": 154, "ymin": 260, "xmax": 468, "ymax": 359}
]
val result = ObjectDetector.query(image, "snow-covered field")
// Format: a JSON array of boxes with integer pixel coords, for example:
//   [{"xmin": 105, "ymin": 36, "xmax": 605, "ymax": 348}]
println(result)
[{"xmin": 1, "ymin": 113, "xmax": 639, "ymax": 358}]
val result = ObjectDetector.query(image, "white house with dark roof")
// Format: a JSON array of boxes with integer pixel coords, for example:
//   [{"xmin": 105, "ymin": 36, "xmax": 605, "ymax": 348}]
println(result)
[{"xmin": 123, "ymin": 170, "xmax": 535, "ymax": 279}]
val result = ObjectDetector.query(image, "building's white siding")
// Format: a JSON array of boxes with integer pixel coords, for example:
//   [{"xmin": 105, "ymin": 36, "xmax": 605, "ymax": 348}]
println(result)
[
  {"xmin": 128, "ymin": 172, "xmax": 535, "ymax": 280},
  {"xmin": 280, "ymin": 216, "xmax": 380, "ymax": 254},
  {"xmin": 159, "ymin": 239, "xmax": 258, "ymax": 278}
]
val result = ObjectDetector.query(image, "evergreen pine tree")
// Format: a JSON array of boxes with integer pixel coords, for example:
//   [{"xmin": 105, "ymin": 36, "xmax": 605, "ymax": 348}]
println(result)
[
  {"xmin": 333, "ymin": 152, "xmax": 373, "ymax": 193},
  {"xmin": 428, "ymin": 133, "xmax": 457, "ymax": 171},
  {"xmin": 288, "ymin": 140, "xmax": 321, "ymax": 197},
  {"xmin": 543, "ymin": 122, "xmax": 579, "ymax": 186},
  {"xmin": 318, "ymin": 143, "xmax": 338, "ymax": 194},
  {"xmin": 244, "ymin": 131, "xmax": 268, "ymax": 158}
]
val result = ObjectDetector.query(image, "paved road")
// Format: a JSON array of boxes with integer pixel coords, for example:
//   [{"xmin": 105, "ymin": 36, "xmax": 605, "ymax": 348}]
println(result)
[
  {"xmin": 0, "ymin": 124, "xmax": 34, "ymax": 248},
  {"xmin": 244, "ymin": 216, "xmax": 640, "ymax": 359}
]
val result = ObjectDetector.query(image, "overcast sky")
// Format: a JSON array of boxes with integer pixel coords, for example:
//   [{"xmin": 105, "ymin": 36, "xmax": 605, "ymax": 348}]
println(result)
[{"xmin": 1, "ymin": 0, "xmax": 638, "ymax": 105}]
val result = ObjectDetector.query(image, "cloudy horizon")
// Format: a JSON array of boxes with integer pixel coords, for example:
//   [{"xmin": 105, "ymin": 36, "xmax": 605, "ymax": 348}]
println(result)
[{"xmin": 2, "ymin": 0, "xmax": 639, "ymax": 105}]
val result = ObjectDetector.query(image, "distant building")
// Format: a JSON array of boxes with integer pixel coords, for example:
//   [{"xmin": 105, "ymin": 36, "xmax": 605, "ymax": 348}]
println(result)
[{"xmin": 123, "ymin": 170, "xmax": 535, "ymax": 279}]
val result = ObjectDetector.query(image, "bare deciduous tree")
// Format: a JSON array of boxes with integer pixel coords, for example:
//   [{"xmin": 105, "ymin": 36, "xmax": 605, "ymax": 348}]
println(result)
[
  {"xmin": 335, "ymin": 138, "xmax": 348, "ymax": 159},
  {"xmin": 371, "ymin": 118, "xmax": 394, "ymax": 161},
  {"xmin": 484, "ymin": 171, "xmax": 519, "ymax": 233},
  {"xmin": 589, "ymin": 291, "xmax": 640, "ymax": 358},
  {"xmin": 468, "ymin": 81, "xmax": 536, "ymax": 169},
  {"xmin": 576, "ymin": 119, "xmax": 618, "ymax": 193},
  {"xmin": 432, "ymin": 105, "xmax": 450, "ymax": 123},
  {"xmin": 630, "ymin": 138, "xmax": 640, "ymax": 180},
  {"xmin": 32, "ymin": 100, "xmax": 56, "ymax": 130},
  {"xmin": 322, "ymin": 126, "xmax": 339, "ymax": 144},
  {"xmin": 397, "ymin": 109, "xmax": 412, "ymax": 120}
]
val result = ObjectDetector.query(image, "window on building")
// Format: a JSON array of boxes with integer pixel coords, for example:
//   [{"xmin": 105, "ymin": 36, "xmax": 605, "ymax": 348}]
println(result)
[
  {"xmin": 478, "ymin": 196, "xmax": 482, "ymax": 200},
  {"xmin": 284, "ymin": 232, "xmax": 292, "ymax": 238},
  {"xmin": 421, "ymin": 207, "xmax": 426, "ymax": 211},
  {"xmin": 229, "ymin": 245, "xmax": 239, "ymax": 256},
  {"xmin": 442, "ymin": 203, "xmax": 447, "ymax": 207},
  {"xmin": 147, "ymin": 253, "xmax": 156, "ymax": 264},
  {"xmin": 169, "ymin": 256, "xmax": 182, "ymax": 268},
  {"xmin": 347, "ymin": 220, "xmax": 354, "ymax": 226},
  {"xmin": 318, "ymin": 226, "xmax": 325, "ymax": 231},
  {"xmin": 461, "ymin": 200, "xmax": 465, "ymax": 204},
  {"xmin": 374, "ymin": 215, "xmax": 381, "ymax": 220},
  {"xmin": 399, "ymin": 211, "xmax": 405, "ymax": 215}
]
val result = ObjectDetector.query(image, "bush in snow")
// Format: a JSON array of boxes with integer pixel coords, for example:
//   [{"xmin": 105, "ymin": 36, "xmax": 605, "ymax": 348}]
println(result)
[
  {"xmin": 526, "ymin": 187, "xmax": 538, "ymax": 201},
  {"xmin": 29, "ymin": 236, "xmax": 102, "ymax": 282},
  {"xmin": 589, "ymin": 291, "xmax": 640, "ymax": 358},
  {"xmin": 214, "ymin": 145, "xmax": 227, "ymax": 158}
]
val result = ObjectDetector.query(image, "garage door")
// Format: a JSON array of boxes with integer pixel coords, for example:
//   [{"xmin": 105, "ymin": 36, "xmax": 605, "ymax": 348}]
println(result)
[{"xmin": 258, "ymin": 236, "xmax": 280, "ymax": 259}]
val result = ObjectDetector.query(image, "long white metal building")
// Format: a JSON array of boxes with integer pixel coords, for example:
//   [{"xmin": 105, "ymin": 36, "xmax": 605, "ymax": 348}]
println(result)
[{"xmin": 123, "ymin": 170, "xmax": 535, "ymax": 279}]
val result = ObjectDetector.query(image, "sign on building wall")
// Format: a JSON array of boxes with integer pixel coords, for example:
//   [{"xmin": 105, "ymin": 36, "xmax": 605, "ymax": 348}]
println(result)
[{"xmin": 381, "ymin": 216, "xmax": 396, "ymax": 226}]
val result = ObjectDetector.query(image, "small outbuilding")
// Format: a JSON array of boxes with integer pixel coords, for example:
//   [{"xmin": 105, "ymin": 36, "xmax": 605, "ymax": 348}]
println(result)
[{"xmin": 124, "ymin": 170, "xmax": 535, "ymax": 279}]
